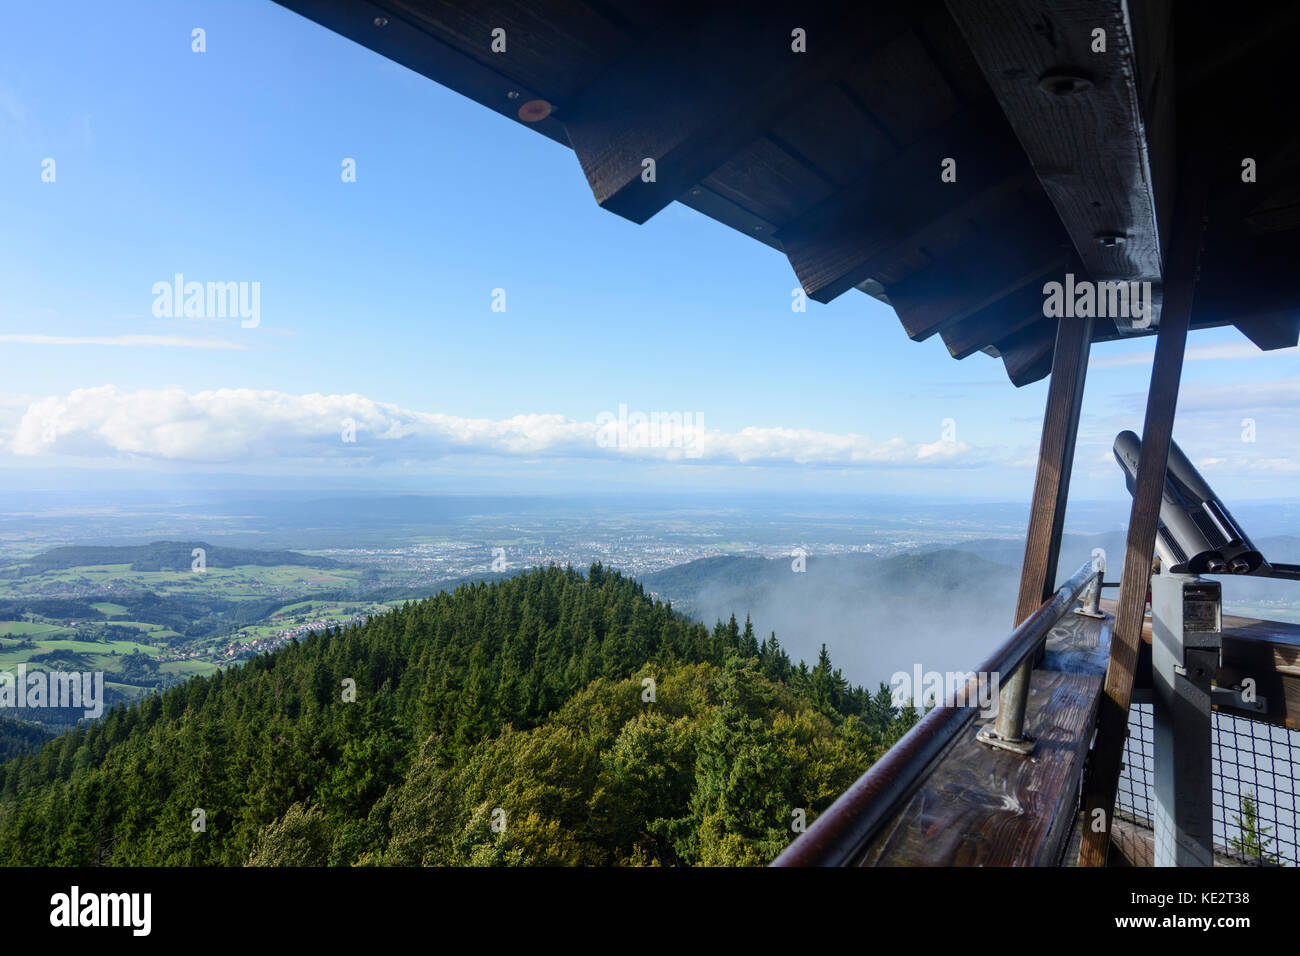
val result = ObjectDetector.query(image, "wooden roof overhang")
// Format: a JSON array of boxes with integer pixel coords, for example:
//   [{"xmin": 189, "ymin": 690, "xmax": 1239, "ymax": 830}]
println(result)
[
  {"xmin": 275, "ymin": 0, "xmax": 1300, "ymax": 386},
  {"xmin": 273, "ymin": 0, "xmax": 1300, "ymax": 868}
]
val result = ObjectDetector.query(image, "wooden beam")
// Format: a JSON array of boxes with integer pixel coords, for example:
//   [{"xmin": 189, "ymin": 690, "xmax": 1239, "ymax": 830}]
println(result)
[
  {"xmin": 995, "ymin": 318, "xmax": 1057, "ymax": 387},
  {"xmin": 944, "ymin": 0, "xmax": 1174, "ymax": 285},
  {"xmin": 1234, "ymin": 314, "xmax": 1300, "ymax": 352},
  {"xmin": 886, "ymin": 197, "xmax": 1069, "ymax": 341},
  {"xmin": 1177, "ymin": 4, "xmax": 1300, "ymax": 92},
  {"xmin": 1199, "ymin": 228, "xmax": 1300, "ymax": 350},
  {"xmin": 700, "ymin": 136, "xmax": 836, "ymax": 226},
  {"xmin": 1019, "ymin": 316, "xmax": 1093, "ymax": 613},
  {"xmin": 939, "ymin": 276, "xmax": 1051, "ymax": 359},
  {"xmin": 377, "ymin": 0, "xmax": 628, "ymax": 101},
  {"xmin": 778, "ymin": 108, "xmax": 1029, "ymax": 303},
  {"xmin": 1088, "ymin": 316, "xmax": 1231, "ymax": 346},
  {"xmin": 1077, "ymin": 172, "xmax": 1208, "ymax": 867},
  {"xmin": 995, "ymin": 314, "xmax": 1093, "ymax": 737},
  {"xmin": 561, "ymin": 7, "xmax": 904, "ymax": 224}
]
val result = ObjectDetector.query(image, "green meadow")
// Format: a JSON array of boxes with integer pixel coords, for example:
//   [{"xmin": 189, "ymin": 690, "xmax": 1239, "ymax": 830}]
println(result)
[{"xmin": 5, "ymin": 562, "xmax": 363, "ymax": 599}]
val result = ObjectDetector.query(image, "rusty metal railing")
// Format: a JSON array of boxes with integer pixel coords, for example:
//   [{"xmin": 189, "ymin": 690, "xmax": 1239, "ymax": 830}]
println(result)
[{"xmin": 771, "ymin": 557, "xmax": 1101, "ymax": 867}]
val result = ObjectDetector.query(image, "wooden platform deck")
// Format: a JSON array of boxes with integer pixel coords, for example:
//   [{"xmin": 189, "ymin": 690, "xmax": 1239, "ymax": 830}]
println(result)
[{"xmin": 858, "ymin": 610, "xmax": 1110, "ymax": 866}]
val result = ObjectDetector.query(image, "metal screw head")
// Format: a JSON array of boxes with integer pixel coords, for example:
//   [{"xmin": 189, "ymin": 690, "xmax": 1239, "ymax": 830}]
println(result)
[
  {"xmin": 1097, "ymin": 233, "xmax": 1127, "ymax": 248},
  {"xmin": 373, "ymin": 16, "xmax": 388, "ymax": 27},
  {"xmin": 506, "ymin": 91, "xmax": 519, "ymax": 100}
]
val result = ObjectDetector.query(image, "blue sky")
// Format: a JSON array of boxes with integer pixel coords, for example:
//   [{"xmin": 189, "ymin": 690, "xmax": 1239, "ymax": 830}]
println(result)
[{"xmin": 1, "ymin": 0, "xmax": 1296, "ymax": 502}]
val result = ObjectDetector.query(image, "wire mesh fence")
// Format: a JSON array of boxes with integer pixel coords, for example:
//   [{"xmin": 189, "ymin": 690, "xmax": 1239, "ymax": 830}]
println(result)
[{"xmin": 1116, "ymin": 700, "xmax": 1299, "ymax": 866}]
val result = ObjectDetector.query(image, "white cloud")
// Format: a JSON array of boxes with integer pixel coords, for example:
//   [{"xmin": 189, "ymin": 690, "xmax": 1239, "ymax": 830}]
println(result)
[
  {"xmin": 1072, "ymin": 375, "xmax": 1300, "ymax": 483},
  {"xmin": 8, "ymin": 386, "xmax": 979, "ymax": 468},
  {"xmin": 0, "ymin": 334, "xmax": 246, "ymax": 350},
  {"xmin": 1090, "ymin": 341, "xmax": 1300, "ymax": 370},
  {"xmin": 1175, "ymin": 379, "xmax": 1300, "ymax": 414}
]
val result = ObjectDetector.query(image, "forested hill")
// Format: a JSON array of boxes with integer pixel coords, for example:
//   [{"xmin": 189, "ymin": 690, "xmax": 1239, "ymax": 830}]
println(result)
[
  {"xmin": 0, "ymin": 717, "xmax": 53, "ymax": 764},
  {"xmin": 0, "ymin": 564, "xmax": 915, "ymax": 866}
]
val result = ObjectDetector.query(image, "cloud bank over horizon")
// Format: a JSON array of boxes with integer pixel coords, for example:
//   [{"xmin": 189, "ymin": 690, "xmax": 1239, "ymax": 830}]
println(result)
[{"xmin": 5, "ymin": 385, "xmax": 981, "ymax": 470}]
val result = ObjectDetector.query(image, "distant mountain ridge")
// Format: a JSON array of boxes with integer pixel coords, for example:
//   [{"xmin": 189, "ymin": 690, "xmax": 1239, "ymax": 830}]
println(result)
[
  {"xmin": 0, "ymin": 541, "xmax": 342, "ymax": 576},
  {"xmin": 643, "ymin": 548, "xmax": 1014, "ymax": 610},
  {"xmin": 641, "ymin": 549, "xmax": 1022, "ymax": 686}
]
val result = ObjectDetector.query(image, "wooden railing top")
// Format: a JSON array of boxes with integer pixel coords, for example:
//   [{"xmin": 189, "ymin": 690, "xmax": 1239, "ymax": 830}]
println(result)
[
  {"xmin": 860, "ymin": 614, "xmax": 1108, "ymax": 866},
  {"xmin": 772, "ymin": 559, "xmax": 1101, "ymax": 867}
]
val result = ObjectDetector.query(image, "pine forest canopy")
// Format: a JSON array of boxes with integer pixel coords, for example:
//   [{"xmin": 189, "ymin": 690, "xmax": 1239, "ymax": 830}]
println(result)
[{"xmin": 0, "ymin": 564, "xmax": 918, "ymax": 866}]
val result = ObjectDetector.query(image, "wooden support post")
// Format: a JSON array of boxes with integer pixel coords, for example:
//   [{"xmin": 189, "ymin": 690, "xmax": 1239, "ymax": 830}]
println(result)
[
  {"xmin": 1018, "ymin": 314, "xmax": 1094, "ymax": 614},
  {"xmin": 1078, "ymin": 181, "xmax": 1208, "ymax": 867},
  {"xmin": 988, "ymin": 313, "xmax": 1092, "ymax": 747}
]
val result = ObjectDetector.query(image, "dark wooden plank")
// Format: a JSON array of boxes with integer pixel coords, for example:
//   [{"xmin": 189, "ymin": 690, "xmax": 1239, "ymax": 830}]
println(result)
[
  {"xmin": 274, "ymin": 0, "xmax": 574, "ymax": 146},
  {"xmin": 839, "ymin": 29, "xmax": 962, "ymax": 147},
  {"xmin": 995, "ymin": 320, "xmax": 1057, "ymax": 387},
  {"xmin": 1197, "ymin": 229, "xmax": 1300, "ymax": 351},
  {"xmin": 770, "ymin": 85, "xmax": 895, "ymax": 188},
  {"xmin": 1243, "ymin": 200, "xmax": 1300, "ymax": 235},
  {"xmin": 561, "ymin": 6, "xmax": 905, "ymax": 224},
  {"xmin": 1126, "ymin": 0, "xmax": 1176, "ymax": 266},
  {"xmin": 1088, "ymin": 315, "xmax": 1232, "ymax": 346},
  {"xmin": 379, "ymin": 0, "xmax": 629, "ymax": 102},
  {"xmin": 584, "ymin": 0, "xmax": 691, "ymax": 34},
  {"xmin": 675, "ymin": 184, "xmax": 783, "ymax": 251},
  {"xmin": 1238, "ymin": 138, "xmax": 1300, "ymax": 234},
  {"xmin": 912, "ymin": 4, "xmax": 992, "ymax": 105},
  {"xmin": 864, "ymin": 246, "xmax": 942, "ymax": 290},
  {"xmin": 939, "ymin": 268, "xmax": 1061, "ymax": 359},
  {"xmin": 1077, "ymin": 164, "xmax": 1208, "ymax": 866},
  {"xmin": 859, "ymin": 668, "xmax": 1104, "ymax": 866},
  {"xmin": 1234, "ymin": 314, "xmax": 1300, "ymax": 352},
  {"xmin": 886, "ymin": 197, "xmax": 1069, "ymax": 341},
  {"xmin": 944, "ymin": 0, "xmax": 1174, "ymax": 286},
  {"xmin": 778, "ymin": 108, "xmax": 1031, "ymax": 303},
  {"xmin": 701, "ymin": 137, "xmax": 836, "ymax": 228},
  {"xmin": 1177, "ymin": 2, "xmax": 1300, "ymax": 92},
  {"xmin": 856, "ymin": 179, "xmax": 1039, "ymax": 289}
]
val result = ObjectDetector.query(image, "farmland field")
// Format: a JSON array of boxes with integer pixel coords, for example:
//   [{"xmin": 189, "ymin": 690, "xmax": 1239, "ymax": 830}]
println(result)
[{"xmin": 0, "ymin": 542, "xmax": 415, "ymax": 728}]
